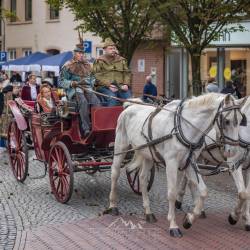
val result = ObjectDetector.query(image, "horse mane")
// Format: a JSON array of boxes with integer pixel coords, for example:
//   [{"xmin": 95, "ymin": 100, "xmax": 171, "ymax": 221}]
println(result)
[
  {"xmin": 186, "ymin": 93, "xmax": 224, "ymax": 109},
  {"xmin": 123, "ymin": 98, "xmax": 143, "ymax": 108}
]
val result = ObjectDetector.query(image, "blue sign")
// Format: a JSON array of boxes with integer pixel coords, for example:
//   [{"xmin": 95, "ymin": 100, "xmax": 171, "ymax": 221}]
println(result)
[
  {"xmin": 0, "ymin": 52, "xmax": 7, "ymax": 62},
  {"xmin": 83, "ymin": 41, "xmax": 92, "ymax": 54}
]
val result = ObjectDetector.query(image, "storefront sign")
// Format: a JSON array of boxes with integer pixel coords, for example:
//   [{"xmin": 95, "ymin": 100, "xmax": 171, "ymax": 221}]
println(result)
[
  {"xmin": 209, "ymin": 66, "xmax": 217, "ymax": 78},
  {"xmin": 224, "ymin": 67, "xmax": 231, "ymax": 80},
  {"xmin": 138, "ymin": 59, "xmax": 145, "ymax": 72},
  {"xmin": 211, "ymin": 21, "xmax": 250, "ymax": 46}
]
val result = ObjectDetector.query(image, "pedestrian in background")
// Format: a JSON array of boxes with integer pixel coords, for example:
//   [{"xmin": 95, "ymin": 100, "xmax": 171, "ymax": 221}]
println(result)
[
  {"xmin": 221, "ymin": 80, "xmax": 242, "ymax": 99},
  {"xmin": 205, "ymin": 77, "xmax": 219, "ymax": 93},
  {"xmin": 143, "ymin": 75, "xmax": 157, "ymax": 103},
  {"xmin": 10, "ymin": 71, "xmax": 22, "ymax": 83}
]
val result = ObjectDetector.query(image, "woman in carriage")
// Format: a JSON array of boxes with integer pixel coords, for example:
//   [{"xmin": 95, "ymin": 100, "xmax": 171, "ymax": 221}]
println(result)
[{"xmin": 35, "ymin": 83, "xmax": 59, "ymax": 113}]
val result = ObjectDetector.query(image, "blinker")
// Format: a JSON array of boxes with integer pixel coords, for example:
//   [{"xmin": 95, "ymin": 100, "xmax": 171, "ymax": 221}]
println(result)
[{"xmin": 240, "ymin": 114, "xmax": 247, "ymax": 127}]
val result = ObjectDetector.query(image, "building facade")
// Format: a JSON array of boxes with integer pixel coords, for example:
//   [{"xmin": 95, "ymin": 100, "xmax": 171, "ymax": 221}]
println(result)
[{"xmin": 1, "ymin": 0, "xmax": 103, "ymax": 59}]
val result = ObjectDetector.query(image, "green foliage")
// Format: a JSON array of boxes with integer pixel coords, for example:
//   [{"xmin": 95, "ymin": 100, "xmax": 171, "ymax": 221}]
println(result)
[
  {"xmin": 47, "ymin": 0, "xmax": 157, "ymax": 64},
  {"xmin": 152, "ymin": 0, "xmax": 250, "ymax": 95}
]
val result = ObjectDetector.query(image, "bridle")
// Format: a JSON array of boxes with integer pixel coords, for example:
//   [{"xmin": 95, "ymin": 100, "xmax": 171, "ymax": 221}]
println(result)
[{"xmin": 216, "ymin": 97, "xmax": 247, "ymax": 146}]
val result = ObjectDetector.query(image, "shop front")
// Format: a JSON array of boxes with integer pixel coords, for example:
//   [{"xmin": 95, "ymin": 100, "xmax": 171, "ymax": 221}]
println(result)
[{"xmin": 201, "ymin": 21, "xmax": 250, "ymax": 97}]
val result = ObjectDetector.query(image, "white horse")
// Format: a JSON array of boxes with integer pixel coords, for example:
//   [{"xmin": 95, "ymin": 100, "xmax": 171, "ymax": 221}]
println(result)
[
  {"xmin": 106, "ymin": 93, "xmax": 245, "ymax": 237},
  {"xmin": 176, "ymin": 96, "xmax": 250, "ymax": 231}
]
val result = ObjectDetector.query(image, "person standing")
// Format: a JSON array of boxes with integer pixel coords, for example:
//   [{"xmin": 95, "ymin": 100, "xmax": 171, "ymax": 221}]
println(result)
[
  {"xmin": 60, "ymin": 43, "xmax": 100, "ymax": 137},
  {"xmin": 93, "ymin": 38, "xmax": 131, "ymax": 106},
  {"xmin": 143, "ymin": 75, "xmax": 157, "ymax": 102},
  {"xmin": 10, "ymin": 71, "xmax": 22, "ymax": 83},
  {"xmin": 21, "ymin": 74, "xmax": 40, "ymax": 101},
  {"xmin": 221, "ymin": 80, "xmax": 242, "ymax": 99},
  {"xmin": 205, "ymin": 77, "xmax": 219, "ymax": 93}
]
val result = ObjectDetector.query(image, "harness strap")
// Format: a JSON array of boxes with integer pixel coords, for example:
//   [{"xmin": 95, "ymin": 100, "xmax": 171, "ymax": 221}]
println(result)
[{"xmin": 147, "ymin": 107, "xmax": 166, "ymax": 164}]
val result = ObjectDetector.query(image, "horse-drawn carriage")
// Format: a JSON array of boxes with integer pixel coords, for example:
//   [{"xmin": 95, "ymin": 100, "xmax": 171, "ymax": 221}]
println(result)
[{"xmin": 7, "ymin": 98, "xmax": 155, "ymax": 203}]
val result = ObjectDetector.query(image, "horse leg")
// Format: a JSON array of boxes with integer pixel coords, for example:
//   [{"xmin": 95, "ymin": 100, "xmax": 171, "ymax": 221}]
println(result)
[
  {"xmin": 242, "ymin": 167, "xmax": 250, "ymax": 231},
  {"xmin": 107, "ymin": 122, "xmax": 129, "ymax": 215},
  {"xmin": 228, "ymin": 166, "xmax": 247, "ymax": 225},
  {"xmin": 166, "ymin": 161, "xmax": 183, "ymax": 237},
  {"xmin": 140, "ymin": 159, "xmax": 157, "ymax": 223},
  {"xmin": 183, "ymin": 167, "xmax": 208, "ymax": 229},
  {"xmin": 176, "ymin": 173, "xmax": 188, "ymax": 210}
]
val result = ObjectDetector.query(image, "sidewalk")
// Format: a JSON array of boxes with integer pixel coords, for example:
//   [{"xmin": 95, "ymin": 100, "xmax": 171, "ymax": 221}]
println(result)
[{"xmin": 17, "ymin": 212, "xmax": 250, "ymax": 250}]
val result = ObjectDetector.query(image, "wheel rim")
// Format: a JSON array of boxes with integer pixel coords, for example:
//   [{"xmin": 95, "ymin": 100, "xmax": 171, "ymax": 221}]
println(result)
[
  {"xmin": 7, "ymin": 121, "xmax": 28, "ymax": 182},
  {"xmin": 126, "ymin": 167, "xmax": 155, "ymax": 195},
  {"xmin": 49, "ymin": 143, "xmax": 73, "ymax": 203}
]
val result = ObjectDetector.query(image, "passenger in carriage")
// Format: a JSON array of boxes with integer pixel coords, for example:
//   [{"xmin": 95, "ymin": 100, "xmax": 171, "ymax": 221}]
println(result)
[
  {"xmin": 92, "ymin": 38, "xmax": 132, "ymax": 106},
  {"xmin": 21, "ymin": 73, "xmax": 40, "ymax": 101},
  {"xmin": 36, "ymin": 84, "xmax": 59, "ymax": 113},
  {"xmin": 59, "ymin": 43, "xmax": 100, "ymax": 137}
]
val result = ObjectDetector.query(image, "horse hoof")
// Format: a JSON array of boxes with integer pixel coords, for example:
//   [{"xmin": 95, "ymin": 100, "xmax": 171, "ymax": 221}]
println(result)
[
  {"xmin": 175, "ymin": 200, "xmax": 182, "ymax": 210},
  {"xmin": 103, "ymin": 207, "xmax": 119, "ymax": 216},
  {"xmin": 169, "ymin": 228, "xmax": 183, "ymax": 238},
  {"xmin": 199, "ymin": 211, "xmax": 207, "ymax": 219},
  {"xmin": 228, "ymin": 214, "xmax": 237, "ymax": 225},
  {"xmin": 183, "ymin": 214, "xmax": 192, "ymax": 229},
  {"xmin": 245, "ymin": 225, "xmax": 250, "ymax": 231},
  {"xmin": 146, "ymin": 213, "xmax": 157, "ymax": 223}
]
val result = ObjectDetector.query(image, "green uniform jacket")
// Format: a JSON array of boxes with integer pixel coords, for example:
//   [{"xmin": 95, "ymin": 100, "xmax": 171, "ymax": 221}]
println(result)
[{"xmin": 92, "ymin": 54, "xmax": 131, "ymax": 89}]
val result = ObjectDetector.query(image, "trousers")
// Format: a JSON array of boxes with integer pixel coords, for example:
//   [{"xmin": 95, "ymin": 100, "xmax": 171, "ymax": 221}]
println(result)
[
  {"xmin": 75, "ymin": 91, "xmax": 100, "ymax": 132},
  {"xmin": 97, "ymin": 87, "xmax": 132, "ymax": 106}
]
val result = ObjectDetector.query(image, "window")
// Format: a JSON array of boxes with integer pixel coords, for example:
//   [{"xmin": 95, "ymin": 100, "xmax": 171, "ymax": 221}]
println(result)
[
  {"xmin": 25, "ymin": 0, "xmax": 32, "ymax": 21},
  {"xmin": 96, "ymin": 47, "xmax": 103, "ymax": 57},
  {"xmin": 10, "ymin": 0, "xmax": 17, "ymax": 22},
  {"xmin": 49, "ymin": 5, "xmax": 60, "ymax": 20},
  {"xmin": 8, "ymin": 49, "xmax": 16, "ymax": 60},
  {"xmin": 46, "ymin": 49, "xmax": 60, "ymax": 55},
  {"xmin": 22, "ymin": 48, "xmax": 32, "ymax": 57}
]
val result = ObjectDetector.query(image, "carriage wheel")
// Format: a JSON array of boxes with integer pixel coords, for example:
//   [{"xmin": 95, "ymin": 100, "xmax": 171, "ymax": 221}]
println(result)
[
  {"xmin": 126, "ymin": 166, "xmax": 155, "ymax": 195},
  {"xmin": 7, "ymin": 120, "xmax": 28, "ymax": 182},
  {"xmin": 49, "ymin": 142, "xmax": 74, "ymax": 203}
]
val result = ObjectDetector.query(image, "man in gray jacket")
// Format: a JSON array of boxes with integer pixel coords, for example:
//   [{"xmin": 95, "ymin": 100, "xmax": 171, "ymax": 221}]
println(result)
[{"xmin": 59, "ymin": 44, "xmax": 100, "ymax": 137}]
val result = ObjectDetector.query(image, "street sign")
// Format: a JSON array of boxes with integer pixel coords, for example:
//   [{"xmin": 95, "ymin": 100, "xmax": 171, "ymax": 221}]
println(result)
[
  {"xmin": 83, "ymin": 41, "xmax": 92, "ymax": 54},
  {"xmin": 0, "ymin": 52, "xmax": 7, "ymax": 62}
]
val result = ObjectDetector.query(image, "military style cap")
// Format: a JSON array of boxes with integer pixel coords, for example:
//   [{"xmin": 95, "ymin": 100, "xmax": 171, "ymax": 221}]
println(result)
[
  {"xmin": 74, "ymin": 43, "xmax": 84, "ymax": 53},
  {"xmin": 103, "ymin": 38, "xmax": 115, "ymax": 48}
]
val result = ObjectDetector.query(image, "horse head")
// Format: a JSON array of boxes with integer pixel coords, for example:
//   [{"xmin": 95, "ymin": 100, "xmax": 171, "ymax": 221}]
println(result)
[{"xmin": 218, "ymin": 94, "xmax": 246, "ymax": 158}]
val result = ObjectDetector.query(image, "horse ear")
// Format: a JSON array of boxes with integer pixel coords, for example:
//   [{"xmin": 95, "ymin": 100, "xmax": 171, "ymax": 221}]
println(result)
[
  {"xmin": 224, "ymin": 94, "xmax": 231, "ymax": 105},
  {"xmin": 235, "ymin": 97, "xmax": 248, "ymax": 108}
]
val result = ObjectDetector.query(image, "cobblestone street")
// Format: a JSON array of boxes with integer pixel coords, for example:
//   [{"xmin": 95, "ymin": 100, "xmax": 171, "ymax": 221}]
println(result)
[{"xmin": 0, "ymin": 150, "xmax": 250, "ymax": 249}]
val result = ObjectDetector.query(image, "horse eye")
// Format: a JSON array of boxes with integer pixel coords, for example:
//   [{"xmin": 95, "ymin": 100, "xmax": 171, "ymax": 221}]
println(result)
[{"xmin": 225, "ymin": 119, "xmax": 230, "ymax": 126}]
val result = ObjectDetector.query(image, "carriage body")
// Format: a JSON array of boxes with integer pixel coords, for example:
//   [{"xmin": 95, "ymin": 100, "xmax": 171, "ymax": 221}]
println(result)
[{"xmin": 7, "ymin": 99, "xmax": 154, "ymax": 203}]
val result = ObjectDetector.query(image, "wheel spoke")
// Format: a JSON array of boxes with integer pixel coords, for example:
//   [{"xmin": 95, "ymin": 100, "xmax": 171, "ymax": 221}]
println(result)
[{"xmin": 56, "ymin": 179, "xmax": 61, "ymax": 194}]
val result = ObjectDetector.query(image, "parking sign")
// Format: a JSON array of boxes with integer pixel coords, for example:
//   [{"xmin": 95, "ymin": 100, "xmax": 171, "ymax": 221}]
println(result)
[
  {"xmin": 83, "ymin": 41, "xmax": 92, "ymax": 54},
  {"xmin": 0, "ymin": 52, "xmax": 7, "ymax": 62}
]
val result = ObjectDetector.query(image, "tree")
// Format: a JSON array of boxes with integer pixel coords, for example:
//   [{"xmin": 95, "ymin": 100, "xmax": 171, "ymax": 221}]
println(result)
[
  {"xmin": 152, "ymin": 0, "xmax": 249, "ymax": 95},
  {"xmin": 48, "ymin": 0, "xmax": 157, "ymax": 64},
  {"xmin": 0, "ymin": 8, "xmax": 17, "ymax": 50}
]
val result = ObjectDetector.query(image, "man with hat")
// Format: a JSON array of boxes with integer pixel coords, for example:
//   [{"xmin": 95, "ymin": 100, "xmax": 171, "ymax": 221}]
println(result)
[
  {"xmin": 93, "ymin": 38, "xmax": 132, "ymax": 106},
  {"xmin": 59, "ymin": 43, "xmax": 100, "ymax": 137}
]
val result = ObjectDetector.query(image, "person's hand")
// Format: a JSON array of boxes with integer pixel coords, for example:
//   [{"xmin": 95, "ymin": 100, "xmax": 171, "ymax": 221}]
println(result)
[
  {"xmin": 109, "ymin": 84, "xmax": 118, "ymax": 92},
  {"xmin": 121, "ymin": 85, "xmax": 128, "ymax": 91},
  {"xmin": 71, "ymin": 81, "xmax": 78, "ymax": 88}
]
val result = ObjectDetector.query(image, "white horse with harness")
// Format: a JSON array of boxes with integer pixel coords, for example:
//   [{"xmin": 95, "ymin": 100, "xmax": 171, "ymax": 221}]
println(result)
[
  {"xmin": 105, "ymin": 93, "xmax": 245, "ymax": 238},
  {"xmin": 176, "ymin": 96, "xmax": 250, "ymax": 231}
]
